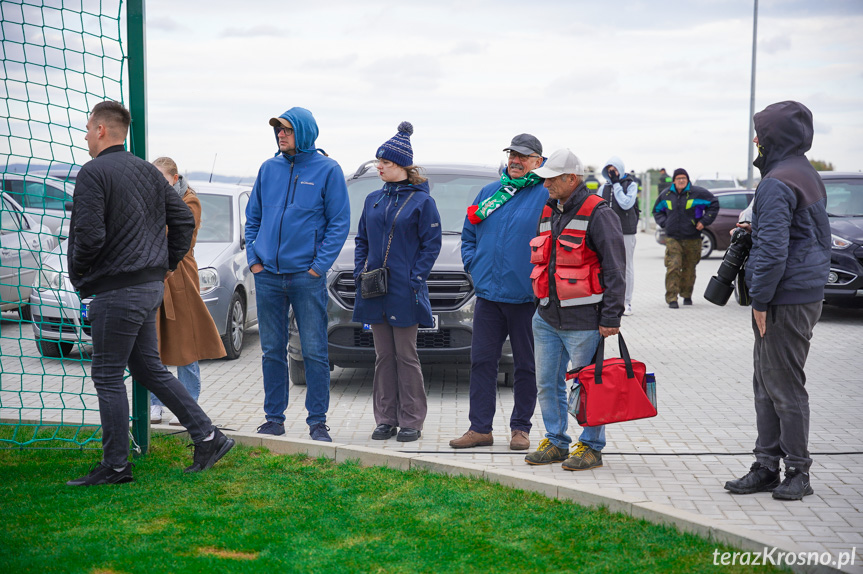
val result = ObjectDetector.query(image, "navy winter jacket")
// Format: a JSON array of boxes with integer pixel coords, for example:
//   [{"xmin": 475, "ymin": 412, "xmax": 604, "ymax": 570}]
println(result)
[
  {"xmin": 745, "ymin": 101, "xmax": 831, "ymax": 311},
  {"xmin": 653, "ymin": 183, "xmax": 718, "ymax": 240},
  {"xmin": 353, "ymin": 180, "xmax": 442, "ymax": 328},
  {"xmin": 461, "ymin": 173, "xmax": 548, "ymax": 303}
]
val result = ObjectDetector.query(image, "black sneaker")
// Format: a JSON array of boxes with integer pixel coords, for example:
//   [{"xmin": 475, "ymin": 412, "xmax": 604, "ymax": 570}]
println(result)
[
  {"xmin": 67, "ymin": 462, "xmax": 134, "ymax": 486},
  {"xmin": 309, "ymin": 422, "xmax": 332, "ymax": 442},
  {"xmin": 372, "ymin": 424, "xmax": 398, "ymax": 440},
  {"xmin": 772, "ymin": 467, "xmax": 814, "ymax": 500},
  {"xmin": 668, "ymin": 301, "xmax": 679, "ymax": 309},
  {"xmin": 185, "ymin": 428, "xmax": 235, "ymax": 473},
  {"xmin": 396, "ymin": 428, "xmax": 421, "ymax": 442},
  {"xmin": 257, "ymin": 421, "xmax": 285, "ymax": 436},
  {"xmin": 724, "ymin": 462, "xmax": 780, "ymax": 494},
  {"xmin": 683, "ymin": 298, "xmax": 693, "ymax": 305}
]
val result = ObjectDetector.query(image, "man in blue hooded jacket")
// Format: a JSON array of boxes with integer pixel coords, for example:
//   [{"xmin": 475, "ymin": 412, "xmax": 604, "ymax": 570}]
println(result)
[
  {"xmin": 449, "ymin": 134, "xmax": 548, "ymax": 451},
  {"xmin": 245, "ymin": 107, "xmax": 350, "ymax": 441},
  {"xmin": 724, "ymin": 101, "xmax": 830, "ymax": 501}
]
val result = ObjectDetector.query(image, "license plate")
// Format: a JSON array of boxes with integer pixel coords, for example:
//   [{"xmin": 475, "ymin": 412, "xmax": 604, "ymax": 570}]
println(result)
[
  {"xmin": 81, "ymin": 301, "xmax": 89, "ymax": 319},
  {"xmin": 418, "ymin": 315, "xmax": 439, "ymax": 333}
]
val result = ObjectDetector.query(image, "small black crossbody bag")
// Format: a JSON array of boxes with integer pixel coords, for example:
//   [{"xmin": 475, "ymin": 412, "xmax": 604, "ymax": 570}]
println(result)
[{"xmin": 360, "ymin": 191, "xmax": 416, "ymax": 299}]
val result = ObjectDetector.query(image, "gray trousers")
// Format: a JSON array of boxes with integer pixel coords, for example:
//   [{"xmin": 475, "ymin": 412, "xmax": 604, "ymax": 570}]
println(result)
[
  {"xmin": 751, "ymin": 302, "xmax": 821, "ymax": 472},
  {"xmin": 371, "ymin": 322, "xmax": 427, "ymax": 430},
  {"xmin": 623, "ymin": 234, "xmax": 636, "ymax": 306}
]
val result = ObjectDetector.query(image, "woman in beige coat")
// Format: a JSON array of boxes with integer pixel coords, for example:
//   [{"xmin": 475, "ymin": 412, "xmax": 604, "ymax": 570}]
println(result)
[{"xmin": 150, "ymin": 157, "xmax": 226, "ymax": 425}]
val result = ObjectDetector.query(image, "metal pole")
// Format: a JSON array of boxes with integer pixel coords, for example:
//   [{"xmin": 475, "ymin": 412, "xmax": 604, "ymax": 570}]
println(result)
[
  {"xmin": 746, "ymin": 0, "xmax": 758, "ymax": 188},
  {"xmin": 127, "ymin": 0, "xmax": 150, "ymax": 456}
]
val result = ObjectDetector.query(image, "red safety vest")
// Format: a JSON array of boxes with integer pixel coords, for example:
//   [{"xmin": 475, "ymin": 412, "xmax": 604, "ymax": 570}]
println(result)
[{"xmin": 529, "ymin": 194, "xmax": 605, "ymax": 307}]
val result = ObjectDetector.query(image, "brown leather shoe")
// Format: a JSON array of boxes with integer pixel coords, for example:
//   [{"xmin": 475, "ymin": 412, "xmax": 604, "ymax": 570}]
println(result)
[
  {"xmin": 449, "ymin": 430, "xmax": 493, "ymax": 449},
  {"xmin": 510, "ymin": 429, "xmax": 530, "ymax": 451}
]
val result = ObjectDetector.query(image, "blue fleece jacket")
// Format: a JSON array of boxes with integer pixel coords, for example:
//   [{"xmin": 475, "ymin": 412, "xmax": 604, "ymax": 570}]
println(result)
[
  {"xmin": 245, "ymin": 108, "xmax": 350, "ymax": 275},
  {"xmin": 352, "ymin": 180, "xmax": 442, "ymax": 328},
  {"xmin": 461, "ymin": 172, "xmax": 548, "ymax": 304}
]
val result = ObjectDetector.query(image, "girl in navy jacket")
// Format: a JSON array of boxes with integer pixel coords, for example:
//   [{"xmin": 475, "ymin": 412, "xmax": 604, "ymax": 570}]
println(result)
[{"xmin": 353, "ymin": 123, "xmax": 442, "ymax": 442}]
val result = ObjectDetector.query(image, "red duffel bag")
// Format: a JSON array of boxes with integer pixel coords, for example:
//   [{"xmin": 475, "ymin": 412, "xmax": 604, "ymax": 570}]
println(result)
[{"xmin": 566, "ymin": 333, "xmax": 657, "ymax": 426}]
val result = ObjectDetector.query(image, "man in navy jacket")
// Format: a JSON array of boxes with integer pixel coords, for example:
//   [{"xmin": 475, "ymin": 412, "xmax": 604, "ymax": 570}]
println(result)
[
  {"xmin": 724, "ymin": 101, "xmax": 831, "ymax": 501},
  {"xmin": 449, "ymin": 134, "xmax": 548, "ymax": 451},
  {"xmin": 245, "ymin": 107, "xmax": 350, "ymax": 442}
]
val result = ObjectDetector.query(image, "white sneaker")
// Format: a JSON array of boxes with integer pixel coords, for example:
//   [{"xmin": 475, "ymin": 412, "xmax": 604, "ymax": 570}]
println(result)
[
  {"xmin": 150, "ymin": 405, "xmax": 162, "ymax": 424},
  {"xmin": 623, "ymin": 304, "xmax": 633, "ymax": 316},
  {"xmin": 168, "ymin": 415, "xmax": 182, "ymax": 426}
]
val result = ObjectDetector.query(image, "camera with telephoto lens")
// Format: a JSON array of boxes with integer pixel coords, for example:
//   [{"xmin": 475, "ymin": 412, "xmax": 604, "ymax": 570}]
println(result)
[{"xmin": 704, "ymin": 227, "xmax": 753, "ymax": 306}]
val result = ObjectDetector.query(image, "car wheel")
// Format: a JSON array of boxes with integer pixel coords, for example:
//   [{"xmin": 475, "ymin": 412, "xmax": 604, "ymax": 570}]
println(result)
[
  {"xmin": 37, "ymin": 339, "xmax": 73, "ymax": 358},
  {"xmin": 221, "ymin": 291, "xmax": 245, "ymax": 360},
  {"xmin": 700, "ymin": 231, "xmax": 715, "ymax": 259},
  {"xmin": 19, "ymin": 304, "xmax": 31, "ymax": 322},
  {"xmin": 289, "ymin": 356, "xmax": 307, "ymax": 386},
  {"xmin": 498, "ymin": 370, "xmax": 514, "ymax": 388}
]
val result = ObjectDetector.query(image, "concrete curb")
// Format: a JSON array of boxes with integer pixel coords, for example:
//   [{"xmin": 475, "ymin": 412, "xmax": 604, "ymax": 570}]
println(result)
[{"xmin": 211, "ymin": 430, "xmax": 843, "ymax": 574}]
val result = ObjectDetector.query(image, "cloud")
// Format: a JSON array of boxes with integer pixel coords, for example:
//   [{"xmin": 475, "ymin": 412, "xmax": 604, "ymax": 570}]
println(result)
[
  {"xmin": 760, "ymin": 35, "xmax": 791, "ymax": 54},
  {"xmin": 361, "ymin": 55, "xmax": 443, "ymax": 92},
  {"xmin": 302, "ymin": 54, "xmax": 358, "ymax": 71},
  {"xmin": 221, "ymin": 25, "xmax": 282, "ymax": 38},
  {"xmin": 148, "ymin": 16, "xmax": 182, "ymax": 32},
  {"xmin": 449, "ymin": 41, "xmax": 485, "ymax": 56}
]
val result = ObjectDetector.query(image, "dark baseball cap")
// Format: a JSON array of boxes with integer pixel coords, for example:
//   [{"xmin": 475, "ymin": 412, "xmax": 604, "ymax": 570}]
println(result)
[{"xmin": 502, "ymin": 133, "xmax": 542, "ymax": 156}]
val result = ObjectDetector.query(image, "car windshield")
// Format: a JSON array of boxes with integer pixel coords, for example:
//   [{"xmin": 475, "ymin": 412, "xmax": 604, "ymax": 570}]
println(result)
[
  {"xmin": 346, "ymin": 174, "xmax": 494, "ymax": 233},
  {"xmin": 824, "ymin": 179, "xmax": 863, "ymax": 217},
  {"xmin": 698, "ymin": 179, "xmax": 737, "ymax": 189},
  {"xmin": 196, "ymin": 193, "xmax": 233, "ymax": 242}
]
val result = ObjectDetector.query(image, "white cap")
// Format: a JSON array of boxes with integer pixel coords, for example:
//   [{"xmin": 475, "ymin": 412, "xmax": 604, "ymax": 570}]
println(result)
[{"xmin": 532, "ymin": 148, "xmax": 584, "ymax": 178}]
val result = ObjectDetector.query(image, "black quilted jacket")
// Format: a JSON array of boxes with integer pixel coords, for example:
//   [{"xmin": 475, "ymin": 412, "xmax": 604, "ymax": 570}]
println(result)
[{"xmin": 68, "ymin": 145, "xmax": 194, "ymax": 298}]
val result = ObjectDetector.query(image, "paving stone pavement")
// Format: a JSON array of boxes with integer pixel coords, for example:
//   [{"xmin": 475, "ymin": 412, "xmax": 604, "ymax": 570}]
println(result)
[{"xmin": 2, "ymin": 234, "xmax": 861, "ymax": 571}]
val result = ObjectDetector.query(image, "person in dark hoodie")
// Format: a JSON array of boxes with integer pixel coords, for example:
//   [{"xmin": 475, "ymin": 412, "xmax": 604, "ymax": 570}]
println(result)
[
  {"xmin": 353, "ymin": 122, "xmax": 442, "ymax": 443},
  {"xmin": 66, "ymin": 101, "xmax": 233, "ymax": 486},
  {"xmin": 652, "ymin": 168, "xmax": 718, "ymax": 308},
  {"xmin": 245, "ymin": 107, "xmax": 350, "ymax": 442},
  {"xmin": 724, "ymin": 101, "xmax": 831, "ymax": 501}
]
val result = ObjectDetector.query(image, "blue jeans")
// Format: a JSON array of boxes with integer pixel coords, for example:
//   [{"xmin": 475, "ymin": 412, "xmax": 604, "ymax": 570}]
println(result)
[
  {"xmin": 532, "ymin": 312, "xmax": 606, "ymax": 452},
  {"xmin": 89, "ymin": 282, "xmax": 213, "ymax": 467},
  {"xmin": 152, "ymin": 362, "xmax": 200, "ymax": 406},
  {"xmin": 254, "ymin": 270, "xmax": 330, "ymax": 425}
]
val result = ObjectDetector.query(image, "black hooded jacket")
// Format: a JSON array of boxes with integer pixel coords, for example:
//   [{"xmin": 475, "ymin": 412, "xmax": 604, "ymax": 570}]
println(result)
[
  {"xmin": 745, "ymin": 101, "xmax": 831, "ymax": 311},
  {"xmin": 68, "ymin": 145, "xmax": 194, "ymax": 298}
]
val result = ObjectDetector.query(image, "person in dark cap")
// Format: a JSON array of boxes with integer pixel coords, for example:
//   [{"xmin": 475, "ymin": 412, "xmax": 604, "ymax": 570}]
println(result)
[
  {"xmin": 724, "ymin": 101, "xmax": 830, "ymax": 501},
  {"xmin": 353, "ymin": 122, "xmax": 442, "ymax": 443},
  {"xmin": 652, "ymin": 168, "xmax": 718, "ymax": 308},
  {"xmin": 450, "ymin": 134, "xmax": 548, "ymax": 451},
  {"xmin": 245, "ymin": 107, "xmax": 350, "ymax": 442}
]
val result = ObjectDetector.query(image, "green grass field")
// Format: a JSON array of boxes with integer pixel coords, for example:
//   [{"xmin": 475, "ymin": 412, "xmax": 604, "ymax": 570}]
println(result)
[{"xmin": 0, "ymin": 432, "xmax": 785, "ymax": 573}]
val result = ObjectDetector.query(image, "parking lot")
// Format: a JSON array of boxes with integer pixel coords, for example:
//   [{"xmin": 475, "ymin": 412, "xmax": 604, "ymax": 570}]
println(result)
[{"xmin": 1, "ymin": 235, "xmax": 861, "ymax": 570}]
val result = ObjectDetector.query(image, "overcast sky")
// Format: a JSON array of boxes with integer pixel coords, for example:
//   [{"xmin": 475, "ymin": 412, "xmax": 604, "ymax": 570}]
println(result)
[{"xmin": 31, "ymin": 0, "xmax": 862, "ymax": 182}]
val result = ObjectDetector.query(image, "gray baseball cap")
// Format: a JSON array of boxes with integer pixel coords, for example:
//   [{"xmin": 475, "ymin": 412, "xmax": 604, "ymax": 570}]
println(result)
[{"xmin": 502, "ymin": 133, "xmax": 542, "ymax": 156}]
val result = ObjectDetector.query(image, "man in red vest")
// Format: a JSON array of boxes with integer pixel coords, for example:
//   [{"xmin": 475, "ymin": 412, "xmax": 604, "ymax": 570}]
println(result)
[{"xmin": 524, "ymin": 148, "xmax": 626, "ymax": 471}]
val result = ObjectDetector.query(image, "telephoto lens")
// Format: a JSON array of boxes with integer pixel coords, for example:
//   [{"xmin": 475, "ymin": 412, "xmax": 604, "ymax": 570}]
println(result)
[{"xmin": 704, "ymin": 228, "xmax": 752, "ymax": 306}]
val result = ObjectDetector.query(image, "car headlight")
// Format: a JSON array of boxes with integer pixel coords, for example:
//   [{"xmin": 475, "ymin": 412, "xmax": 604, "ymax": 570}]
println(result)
[
  {"xmin": 36, "ymin": 267, "xmax": 62, "ymax": 291},
  {"xmin": 831, "ymin": 234, "xmax": 854, "ymax": 250},
  {"xmin": 198, "ymin": 267, "xmax": 219, "ymax": 294}
]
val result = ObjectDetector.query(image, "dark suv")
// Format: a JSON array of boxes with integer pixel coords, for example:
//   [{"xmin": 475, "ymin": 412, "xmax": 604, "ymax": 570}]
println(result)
[
  {"xmin": 288, "ymin": 162, "xmax": 514, "ymax": 384},
  {"xmin": 821, "ymin": 172, "xmax": 863, "ymax": 307}
]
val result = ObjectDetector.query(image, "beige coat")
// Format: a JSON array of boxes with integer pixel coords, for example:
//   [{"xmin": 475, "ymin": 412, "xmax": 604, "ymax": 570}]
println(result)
[{"xmin": 156, "ymin": 188, "xmax": 226, "ymax": 365}]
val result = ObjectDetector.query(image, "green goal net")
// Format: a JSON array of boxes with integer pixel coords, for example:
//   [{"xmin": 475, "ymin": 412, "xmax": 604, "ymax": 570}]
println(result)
[{"xmin": 1, "ymin": 0, "xmax": 128, "ymax": 448}]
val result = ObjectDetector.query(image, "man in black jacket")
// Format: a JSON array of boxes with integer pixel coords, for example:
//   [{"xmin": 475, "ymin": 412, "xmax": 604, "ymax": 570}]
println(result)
[
  {"xmin": 66, "ymin": 101, "xmax": 233, "ymax": 486},
  {"xmin": 652, "ymin": 169, "xmax": 718, "ymax": 308},
  {"xmin": 724, "ymin": 101, "xmax": 830, "ymax": 501},
  {"xmin": 523, "ymin": 149, "xmax": 625, "ymax": 471}
]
